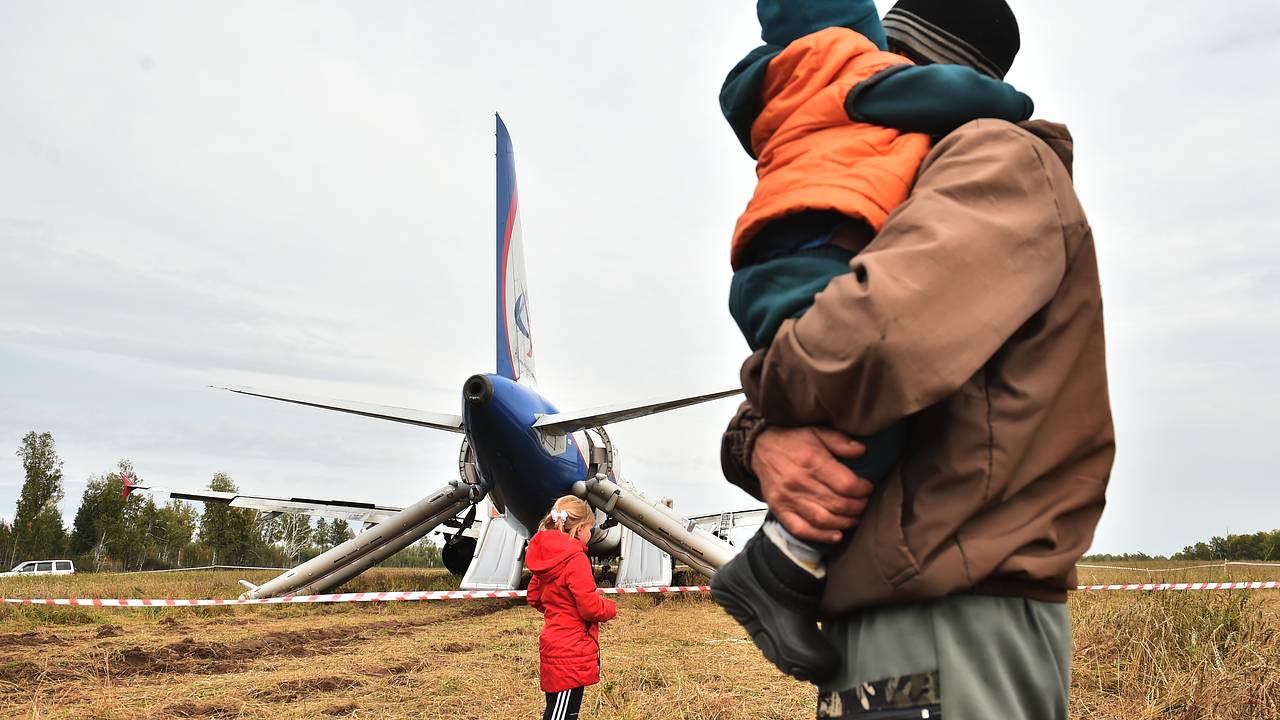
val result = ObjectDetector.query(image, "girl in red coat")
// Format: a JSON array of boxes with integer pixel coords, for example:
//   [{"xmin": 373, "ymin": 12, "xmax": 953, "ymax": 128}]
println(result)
[{"xmin": 526, "ymin": 496, "xmax": 617, "ymax": 720}]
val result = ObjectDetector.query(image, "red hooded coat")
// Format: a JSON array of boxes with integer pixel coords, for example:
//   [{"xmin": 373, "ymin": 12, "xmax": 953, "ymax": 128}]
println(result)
[{"xmin": 526, "ymin": 530, "xmax": 617, "ymax": 693}]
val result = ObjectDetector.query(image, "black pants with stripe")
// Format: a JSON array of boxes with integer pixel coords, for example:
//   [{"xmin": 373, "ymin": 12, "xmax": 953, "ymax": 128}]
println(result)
[{"xmin": 543, "ymin": 686, "xmax": 583, "ymax": 720}]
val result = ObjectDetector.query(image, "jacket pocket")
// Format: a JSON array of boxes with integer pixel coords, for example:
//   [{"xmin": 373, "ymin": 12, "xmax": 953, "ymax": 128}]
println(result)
[
  {"xmin": 956, "ymin": 472, "xmax": 1107, "ymax": 585},
  {"xmin": 873, "ymin": 476, "xmax": 921, "ymax": 589}
]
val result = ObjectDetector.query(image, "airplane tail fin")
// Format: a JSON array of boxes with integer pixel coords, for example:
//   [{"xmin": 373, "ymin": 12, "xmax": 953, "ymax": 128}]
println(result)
[
  {"xmin": 121, "ymin": 472, "xmax": 140, "ymax": 500},
  {"xmin": 496, "ymin": 114, "xmax": 537, "ymax": 387}
]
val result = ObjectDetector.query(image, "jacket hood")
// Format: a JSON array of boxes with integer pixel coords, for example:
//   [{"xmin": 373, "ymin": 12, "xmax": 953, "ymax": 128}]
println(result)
[
  {"xmin": 1021, "ymin": 120, "xmax": 1073, "ymax": 177},
  {"xmin": 526, "ymin": 530, "xmax": 586, "ymax": 577},
  {"xmin": 758, "ymin": 0, "xmax": 886, "ymax": 49}
]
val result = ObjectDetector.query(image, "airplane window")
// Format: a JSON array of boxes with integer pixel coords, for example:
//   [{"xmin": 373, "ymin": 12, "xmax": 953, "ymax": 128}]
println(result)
[{"xmin": 36, "ymin": 562, "xmax": 53, "ymax": 572}]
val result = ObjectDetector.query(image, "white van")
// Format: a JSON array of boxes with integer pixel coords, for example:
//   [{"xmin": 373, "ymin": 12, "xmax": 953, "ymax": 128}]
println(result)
[{"xmin": 0, "ymin": 560, "xmax": 76, "ymax": 577}]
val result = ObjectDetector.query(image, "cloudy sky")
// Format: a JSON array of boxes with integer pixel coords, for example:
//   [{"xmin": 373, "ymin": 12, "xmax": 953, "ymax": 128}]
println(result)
[{"xmin": 1, "ymin": 1, "xmax": 1277, "ymax": 557}]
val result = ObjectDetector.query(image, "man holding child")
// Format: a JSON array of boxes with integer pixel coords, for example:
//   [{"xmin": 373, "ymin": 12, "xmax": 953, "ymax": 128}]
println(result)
[{"xmin": 715, "ymin": 0, "xmax": 1115, "ymax": 717}]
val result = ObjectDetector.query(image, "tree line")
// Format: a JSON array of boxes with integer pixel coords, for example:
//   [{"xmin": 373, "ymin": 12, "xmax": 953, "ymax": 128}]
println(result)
[
  {"xmin": 1075, "ymin": 529, "xmax": 1280, "ymax": 564},
  {"xmin": 1170, "ymin": 530, "xmax": 1280, "ymax": 562},
  {"xmin": 12, "ymin": 429, "xmax": 1272, "ymax": 570},
  {"xmin": 1080, "ymin": 527, "xmax": 1280, "ymax": 561},
  {"xmin": 2, "ymin": 431, "xmax": 441, "ymax": 572}
]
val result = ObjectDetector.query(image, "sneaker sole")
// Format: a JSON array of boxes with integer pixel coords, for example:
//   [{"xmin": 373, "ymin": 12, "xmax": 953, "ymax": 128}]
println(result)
[{"xmin": 711, "ymin": 581, "xmax": 829, "ymax": 684}]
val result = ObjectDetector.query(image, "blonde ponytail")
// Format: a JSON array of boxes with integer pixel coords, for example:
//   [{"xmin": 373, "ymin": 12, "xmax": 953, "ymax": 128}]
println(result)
[{"xmin": 538, "ymin": 495, "xmax": 594, "ymax": 536}]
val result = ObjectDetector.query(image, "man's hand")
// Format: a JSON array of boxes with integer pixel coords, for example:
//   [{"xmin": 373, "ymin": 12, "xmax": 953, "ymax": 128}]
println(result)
[{"xmin": 751, "ymin": 426, "xmax": 874, "ymax": 543}]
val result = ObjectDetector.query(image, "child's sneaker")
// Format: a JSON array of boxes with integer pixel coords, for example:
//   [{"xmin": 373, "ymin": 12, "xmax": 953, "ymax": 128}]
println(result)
[{"xmin": 710, "ymin": 530, "xmax": 840, "ymax": 683}]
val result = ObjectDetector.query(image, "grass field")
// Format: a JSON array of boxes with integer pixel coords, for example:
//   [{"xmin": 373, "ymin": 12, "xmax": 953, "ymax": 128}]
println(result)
[{"xmin": 1, "ymin": 564, "xmax": 1278, "ymax": 719}]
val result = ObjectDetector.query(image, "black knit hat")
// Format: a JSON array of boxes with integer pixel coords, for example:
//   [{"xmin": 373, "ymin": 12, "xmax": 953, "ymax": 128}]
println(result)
[{"xmin": 883, "ymin": 0, "xmax": 1021, "ymax": 79}]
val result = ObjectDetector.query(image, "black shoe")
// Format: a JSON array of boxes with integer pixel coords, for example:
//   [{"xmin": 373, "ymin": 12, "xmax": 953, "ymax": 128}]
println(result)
[{"xmin": 710, "ymin": 530, "xmax": 839, "ymax": 683}]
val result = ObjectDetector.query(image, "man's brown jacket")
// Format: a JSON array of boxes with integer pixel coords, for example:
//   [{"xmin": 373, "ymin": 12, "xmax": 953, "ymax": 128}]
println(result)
[{"xmin": 721, "ymin": 119, "xmax": 1115, "ymax": 614}]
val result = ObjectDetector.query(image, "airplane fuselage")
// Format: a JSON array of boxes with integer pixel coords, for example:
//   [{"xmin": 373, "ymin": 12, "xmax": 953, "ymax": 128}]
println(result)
[{"xmin": 462, "ymin": 373, "xmax": 587, "ymax": 535}]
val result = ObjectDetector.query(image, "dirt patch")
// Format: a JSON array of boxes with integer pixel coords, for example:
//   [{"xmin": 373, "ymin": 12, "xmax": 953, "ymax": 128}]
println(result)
[
  {"xmin": 0, "ymin": 660, "xmax": 39, "ymax": 686},
  {"xmin": 100, "ymin": 620, "xmax": 434, "ymax": 678},
  {"xmin": 450, "ymin": 600, "xmax": 523, "ymax": 619},
  {"xmin": 0, "ymin": 631, "xmax": 64, "ymax": 648},
  {"xmin": 167, "ymin": 701, "xmax": 242, "ymax": 718},
  {"xmin": 5, "ymin": 616, "xmax": 471, "ymax": 689},
  {"xmin": 0, "ymin": 658, "xmax": 87, "ymax": 689},
  {"xmin": 252, "ymin": 675, "xmax": 363, "ymax": 702},
  {"xmin": 2, "ymin": 593, "xmax": 529, "ymax": 706},
  {"xmin": 363, "ymin": 661, "xmax": 417, "ymax": 678},
  {"xmin": 158, "ymin": 617, "xmax": 187, "ymax": 631},
  {"xmin": 115, "ymin": 646, "xmax": 162, "ymax": 671}
]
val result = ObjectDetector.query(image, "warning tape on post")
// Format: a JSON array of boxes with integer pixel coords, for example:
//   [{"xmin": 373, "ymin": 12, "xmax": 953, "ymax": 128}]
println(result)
[{"xmin": 5, "ymin": 582, "xmax": 1280, "ymax": 608}]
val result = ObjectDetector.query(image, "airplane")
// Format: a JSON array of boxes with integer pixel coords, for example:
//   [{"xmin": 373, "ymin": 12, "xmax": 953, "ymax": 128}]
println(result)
[
  {"xmin": 126, "ymin": 115, "xmax": 763, "ymax": 599},
  {"xmin": 120, "ymin": 471, "xmax": 763, "ymax": 578}
]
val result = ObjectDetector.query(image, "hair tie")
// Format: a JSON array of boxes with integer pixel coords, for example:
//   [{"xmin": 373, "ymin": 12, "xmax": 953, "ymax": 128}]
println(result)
[{"xmin": 550, "ymin": 509, "xmax": 568, "ymax": 528}]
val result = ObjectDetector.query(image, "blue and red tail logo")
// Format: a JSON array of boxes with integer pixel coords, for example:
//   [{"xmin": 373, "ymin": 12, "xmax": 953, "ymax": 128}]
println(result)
[{"xmin": 496, "ymin": 114, "xmax": 537, "ymax": 385}]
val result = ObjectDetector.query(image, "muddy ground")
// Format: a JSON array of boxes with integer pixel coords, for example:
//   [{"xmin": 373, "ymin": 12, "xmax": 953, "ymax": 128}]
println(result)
[
  {"xmin": 3, "ymin": 566, "xmax": 1279, "ymax": 719},
  {"xmin": 0, "ymin": 571, "xmax": 811, "ymax": 719}
]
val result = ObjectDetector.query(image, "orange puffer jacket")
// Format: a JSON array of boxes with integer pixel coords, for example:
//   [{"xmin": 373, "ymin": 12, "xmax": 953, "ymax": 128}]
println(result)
[{"xmin": 731, "ymin": 27, "xmax": 931, "ymax": 270}]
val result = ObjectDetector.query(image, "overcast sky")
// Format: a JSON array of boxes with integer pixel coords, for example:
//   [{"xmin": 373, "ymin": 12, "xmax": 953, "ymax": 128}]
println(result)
[{"xmin": 2, "ymin": 1, "xmax": 1278, "ymax": 557}]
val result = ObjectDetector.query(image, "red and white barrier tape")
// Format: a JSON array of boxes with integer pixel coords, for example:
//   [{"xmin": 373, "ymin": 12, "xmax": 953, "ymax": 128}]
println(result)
[
  {"xmin": 1078, "ymin": 563, "xmax": 1232, "ymax": 573},
  {"xmin": 1, "ymin": 584, "xmax": 711, "ymax": 607},
  {"xmin": 1078, "ymin": 561, "xmax": 1280, "ymax": 573},
  {"xmin": 6, "ymin": 582, "xmax": 1280, "ymax": 608},
  {"xmin": 1076, "ymin": 581, "xmax": 1280, "ymax": 592}
]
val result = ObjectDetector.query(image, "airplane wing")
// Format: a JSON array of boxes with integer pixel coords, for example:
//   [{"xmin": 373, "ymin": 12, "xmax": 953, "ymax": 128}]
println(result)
[
  {"xmin": 531, "ymin": 389, "xmax": 743, "ymax": 435},
  {"xmin": 122, "ymin": 475, "xmax": 477, "ymax": 530},
  {"xmin": 213, "ymin": 385, "xmax": 465, "ymax": 433}
]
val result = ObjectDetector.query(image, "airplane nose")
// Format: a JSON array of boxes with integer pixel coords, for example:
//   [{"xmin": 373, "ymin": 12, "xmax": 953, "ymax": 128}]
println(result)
[{"xmin": 464, "ymin": 375, "xmax": 494, "ymax": 406}]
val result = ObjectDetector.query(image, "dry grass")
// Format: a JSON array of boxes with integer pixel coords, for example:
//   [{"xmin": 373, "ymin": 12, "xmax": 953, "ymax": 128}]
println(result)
[
  {"xmin": 1, "ymin": 569, "xmax": 812, "ymax": 719},
  {"xmin": 1072, "ymin": 563, "xmax": 1280, "ymax": 720},
  {"xmin": 1, "ymin": 565, "xmax": 1278, "ymax": 718}
]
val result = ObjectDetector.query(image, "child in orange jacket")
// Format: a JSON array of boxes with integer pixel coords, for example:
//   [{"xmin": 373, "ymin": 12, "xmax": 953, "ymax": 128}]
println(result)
[
  {"xmin": 527, "ymin": 496, "xmax": 617, "ymax": 720},
  {"xmin": 711, "ymin": 0, "xmax": 1032, "ymax": 684}
]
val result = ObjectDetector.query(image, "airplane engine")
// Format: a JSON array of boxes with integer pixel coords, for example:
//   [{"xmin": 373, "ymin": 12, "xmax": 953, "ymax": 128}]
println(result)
[{"xmin": 456, "ymin": 437, "xmax": 489, "ymax": 505}]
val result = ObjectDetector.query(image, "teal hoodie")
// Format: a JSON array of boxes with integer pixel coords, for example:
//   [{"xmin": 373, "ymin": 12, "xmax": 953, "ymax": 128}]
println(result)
[
  {"xmin": 758, "ymin": 0, "xmax": 886, "ymax": 49},
  {"xmin": 721, "ymin": 0, "xmax": 1032, "ymax": 158}
]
